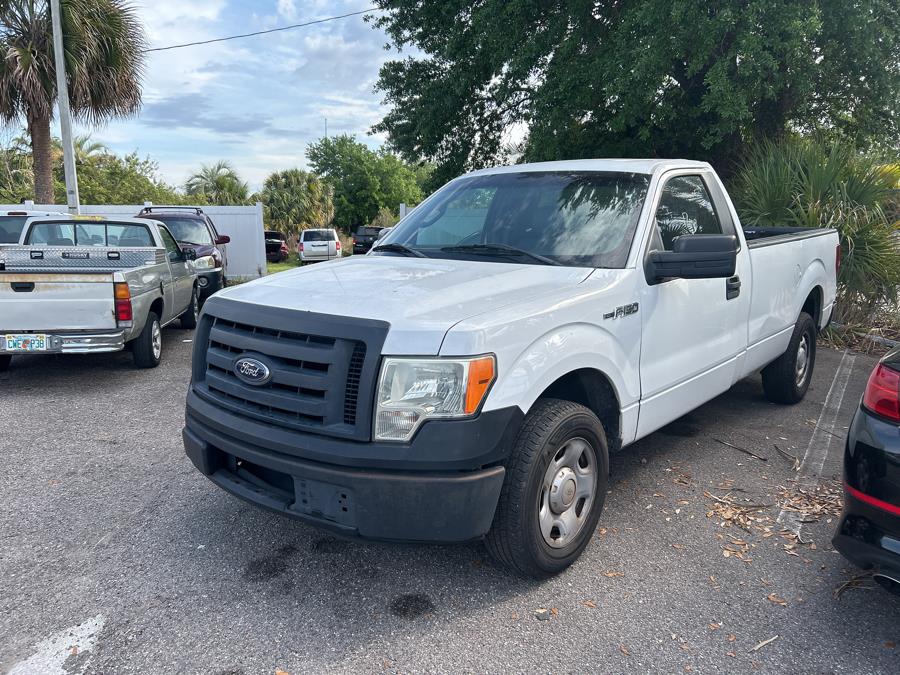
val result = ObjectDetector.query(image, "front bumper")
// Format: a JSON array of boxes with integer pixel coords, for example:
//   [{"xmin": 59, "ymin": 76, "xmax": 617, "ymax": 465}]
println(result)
[
  {"xmin": 1, "ymin": 330, "xmax": 125, "ymax": 354},
  {"xmin": 197, "ymin": 269, "xmax": 224, "ymax": 298},
  {"xmin": 183, "ymin": 390, "xmax": 522, "ymax": 542}
]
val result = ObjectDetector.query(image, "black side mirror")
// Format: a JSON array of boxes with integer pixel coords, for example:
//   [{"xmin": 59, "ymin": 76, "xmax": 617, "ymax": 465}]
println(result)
[
  {"xmin": 645, "ymin": 234, "xmax": 737, "ymax": 284},
  {"xmin": 182, "ymin": 248, "xmax": 197, "ymax": 261}
]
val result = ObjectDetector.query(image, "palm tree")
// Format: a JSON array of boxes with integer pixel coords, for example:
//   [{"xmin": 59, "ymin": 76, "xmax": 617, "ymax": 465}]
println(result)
[
  {"xmin": 185, "ymin": 160, "xmax": 249, "ymax": 205},
  {"xmin": 0, "ymin": 1, "xmax": 146, "ymax": 203}
]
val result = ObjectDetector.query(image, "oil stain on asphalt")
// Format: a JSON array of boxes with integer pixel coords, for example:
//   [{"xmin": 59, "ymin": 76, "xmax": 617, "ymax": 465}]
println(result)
[{"xmin": 389, "ymin": 593, "xmax": 435, "ymax": 619}]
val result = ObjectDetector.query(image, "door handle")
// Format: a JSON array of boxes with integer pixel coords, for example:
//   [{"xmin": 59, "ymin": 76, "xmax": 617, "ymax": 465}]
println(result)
[
  {"xmin": 11, "ymin": 282, "xmax": 34, "ymax": 292},
  {"xmin": 726, "ymin": 275, "xmax": 741, "ymax": 300}
]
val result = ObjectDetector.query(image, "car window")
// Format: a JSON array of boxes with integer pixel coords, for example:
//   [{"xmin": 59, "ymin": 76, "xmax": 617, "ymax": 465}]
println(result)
[
  {"xmin": 380, "ymin": 172, "xmax": 650, "ymax": 267},
  {"xmin": 0, "ymin": 216, "xmax": 29, "ymax": 243},
  {"xmin": 357, "ymin": 227, "xmax": 383, "ymax": 236},
  {"xmin": 158, "ymin": 227, "xmax": 183, "ymax": 260},
  {"xmin": 302, "ymin": 230, "xmax": 334, "ymax": 242},
  {"xmin": 149, "ymin": 217, "xmax": 213, "ymax": 245},
  {"xmin": 27, "ymin": 222, "xmax": 76, "ymax": 245},
  {"xmin": 653, "ymin": 175, "xmax": 723, "ymax": 251},
  {"xmin": 108, "ymin": 224, "xmax": 154, "ymax": 247}
]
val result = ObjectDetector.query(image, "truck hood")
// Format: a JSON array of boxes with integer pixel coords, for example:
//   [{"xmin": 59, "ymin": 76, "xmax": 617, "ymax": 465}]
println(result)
[{"xmin": 215, "ymin": 255, "xmax": 593, "ymax": 354}]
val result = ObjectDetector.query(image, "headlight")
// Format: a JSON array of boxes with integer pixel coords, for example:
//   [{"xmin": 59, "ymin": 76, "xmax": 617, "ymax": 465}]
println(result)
[
  {"xmin": 374, "ymin": 355, "xmax": 496, "ymax": 442},
  {"xmin": 193, "ymin": 255, "xmax": 216, "ymax": 270}
]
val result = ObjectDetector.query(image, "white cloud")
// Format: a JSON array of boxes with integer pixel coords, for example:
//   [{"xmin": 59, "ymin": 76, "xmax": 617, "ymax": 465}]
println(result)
[{"xmin": 276, "ymin": 0, "xmax": 297, "ymax": 20}]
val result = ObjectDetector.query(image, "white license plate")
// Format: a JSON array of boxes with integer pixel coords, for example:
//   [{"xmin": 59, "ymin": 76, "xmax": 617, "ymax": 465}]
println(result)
[{"xmin": 5, "ymin": 334, "xmax": 47, "ymax": 352}]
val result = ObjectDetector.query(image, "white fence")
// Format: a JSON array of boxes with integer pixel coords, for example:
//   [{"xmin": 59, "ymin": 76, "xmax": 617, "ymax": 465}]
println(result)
[{"xmin": 5, "ymin": 202, "xmax": 266, "ymax": 280}]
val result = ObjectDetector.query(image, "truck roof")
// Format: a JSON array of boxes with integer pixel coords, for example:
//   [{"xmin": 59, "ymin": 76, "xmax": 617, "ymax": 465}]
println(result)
[{"xmin": 465, "ymin": 158, "xmax": 711, "ymax": 178}]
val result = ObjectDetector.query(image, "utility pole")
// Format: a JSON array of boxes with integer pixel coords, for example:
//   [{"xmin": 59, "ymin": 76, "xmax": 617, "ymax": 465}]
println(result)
[{"xmin": 50, "ymin": 0, "xmax": 80, "ymax": 214}]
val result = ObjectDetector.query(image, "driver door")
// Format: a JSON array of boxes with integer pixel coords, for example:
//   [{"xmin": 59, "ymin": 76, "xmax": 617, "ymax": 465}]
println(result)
[
  {"xmin": 636, "ymin": 172, "xmax": 750, "ymax": 437},
  {"xmin": 158, "ymin": 226, "xmax": 192, "ymax": 318}
]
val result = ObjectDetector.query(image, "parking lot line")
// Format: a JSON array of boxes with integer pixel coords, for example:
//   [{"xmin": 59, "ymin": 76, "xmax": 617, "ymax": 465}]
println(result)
[{"xmin": 777, "ymin": 349, "xmax": 855, "ymax": 536}]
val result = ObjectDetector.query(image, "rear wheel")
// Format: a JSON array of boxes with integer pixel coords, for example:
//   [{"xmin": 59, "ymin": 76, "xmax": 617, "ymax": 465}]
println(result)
[
  {"xmin": 0, "ymin": 355, "xmax": 10, "ymax": 372},
  {"xmin": 133, "ymin": 312, "xmax": 162, "ymax": 369},
  {"xmin": 485, "ymin": 398, "xmax": 609, "ymax": 578},
  {"xmin": 180, "ymin": 286, "xmax": 199, "ymax": 329},
  {"xmin": 762, "ymin": 312, "xmax": 816, "ymax": 404}
]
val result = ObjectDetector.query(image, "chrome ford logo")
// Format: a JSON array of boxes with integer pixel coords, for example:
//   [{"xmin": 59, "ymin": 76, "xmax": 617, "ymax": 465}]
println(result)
[{"xmin": 233, "ymin": 356, "xmax": 271, "ymax": 386}]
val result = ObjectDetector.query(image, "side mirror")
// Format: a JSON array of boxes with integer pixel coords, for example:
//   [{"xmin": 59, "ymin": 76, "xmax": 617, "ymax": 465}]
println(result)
[
  {"xmin": 182, "ymin": 248, "xmax": 197, "ymax": 261},
  {"xmin": 645, "ymin": 234, "xmax": 737, "ymax": 284},
  {"xmin": 215, "ymin": 235, "xmax": 230, "ymax": 245}
]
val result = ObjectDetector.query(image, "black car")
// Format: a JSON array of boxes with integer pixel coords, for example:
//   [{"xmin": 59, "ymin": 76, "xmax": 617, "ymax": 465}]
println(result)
[
  {"xmin": 833, "ymin": 344, "xmax": 900, "ymax": 596},
  {"xmin": 265, "ymin": 230, "xmax": 289, "ymax": 262},
  {"xmin": 352, "ymin": 226, "xmax": 386, "ymax": 254},
  {"xmin": 136, "ymin": 207, "xmax": 230, "ymax": 300}
]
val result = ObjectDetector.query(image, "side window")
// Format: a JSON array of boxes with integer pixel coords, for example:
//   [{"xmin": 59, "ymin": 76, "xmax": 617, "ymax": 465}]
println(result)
[
  {"xmin": 158, "ymin": 227, "xmax": 182, "ymax": 260},
  {"xmin": 653, "ymin": 175, "xmax": 722, "ymax": 251},
  {"xmin": 27, "ymin": 222, "xmax": 75, "ymax": 245}
]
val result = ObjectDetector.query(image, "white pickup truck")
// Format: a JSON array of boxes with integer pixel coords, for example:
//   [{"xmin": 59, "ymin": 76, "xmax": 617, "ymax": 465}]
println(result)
[
  {"xmin": 183, "ymin": 159, "xmax": 839, "ymax": 577},
  {"xmin": 0, "ymin": 216, "xmax": 199, "ymax": 370}
]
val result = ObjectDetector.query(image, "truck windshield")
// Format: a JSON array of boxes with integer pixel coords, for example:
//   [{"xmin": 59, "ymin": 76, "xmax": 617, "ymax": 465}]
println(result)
[{"xmin": 378, "ymin": 171, "xmax": 650, "ymax": 268}]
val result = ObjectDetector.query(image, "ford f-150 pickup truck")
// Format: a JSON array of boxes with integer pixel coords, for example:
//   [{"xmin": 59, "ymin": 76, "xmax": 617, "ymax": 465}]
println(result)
[
  {"xmin": 0, "ymin": 216, "xmax": 199, "ymax": 371},
  {"xmin": 183, "ymin": 159, "xmax": 839, "ymax": 577}
]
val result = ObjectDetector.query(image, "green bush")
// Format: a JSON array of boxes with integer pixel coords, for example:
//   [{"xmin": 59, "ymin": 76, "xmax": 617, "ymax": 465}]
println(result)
[{"xmin": 733, "ymin": 138, "xmax": 900, "ymax": 324}]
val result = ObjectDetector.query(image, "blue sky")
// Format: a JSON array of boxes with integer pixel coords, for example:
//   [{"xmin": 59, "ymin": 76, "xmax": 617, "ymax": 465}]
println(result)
[{"xmin": 70, "ymin": 0, "xmax": 399, "ymax": 190}]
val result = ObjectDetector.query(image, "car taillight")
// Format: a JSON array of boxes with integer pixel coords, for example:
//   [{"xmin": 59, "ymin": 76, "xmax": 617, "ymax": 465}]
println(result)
[
  {"xmin": 336, "ymin": 240, "xmax": 341, "ymax": 250},
  {"xmin": 298, "ymin": 242, "xmax": 304, "ymax": 252},
  {"xmin": 114, "ymin": 281, "xmax": 133, "ymax": 323},
  {"xmin": 835, "ymin": 243, "xmax": 842, "ymax": 278},
  {"xmin": 862, "ymin": 363, "xmax": 900, "ymax": 421},
  {"xmin": 280, "ymin": 242, "xmax": 288, "ymax": 252},
  {"xmin": 352, "ymin": 238, "xmax": 357, "ymax": 245}
]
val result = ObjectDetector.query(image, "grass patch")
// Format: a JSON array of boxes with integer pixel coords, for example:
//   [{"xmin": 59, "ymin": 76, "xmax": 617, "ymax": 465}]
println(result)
[{"xmin": 267, "ymin": 253, "xmax": 300, "ymax": 275}]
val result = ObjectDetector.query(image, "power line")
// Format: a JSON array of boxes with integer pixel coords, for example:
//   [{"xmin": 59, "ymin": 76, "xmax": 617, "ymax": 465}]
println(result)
[{"xmin": 144, "ymin": 7, "xmax": 381, "ymax": 53}]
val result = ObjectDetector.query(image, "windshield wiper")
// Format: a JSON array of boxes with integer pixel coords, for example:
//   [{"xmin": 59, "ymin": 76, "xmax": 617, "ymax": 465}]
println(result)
[
  {"xmin": 372, "ymin": 243, "xmax": 428, "ymax": 258},
  {"xmin": 440, "ymin": 243, "xmax": 559, "ymax": 266}
]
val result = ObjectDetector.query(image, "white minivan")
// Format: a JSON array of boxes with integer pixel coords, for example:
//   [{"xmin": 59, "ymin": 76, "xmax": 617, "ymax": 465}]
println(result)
[{"xmin": 298, "ymin": 228, "xmax": 341, "ymax": 263}]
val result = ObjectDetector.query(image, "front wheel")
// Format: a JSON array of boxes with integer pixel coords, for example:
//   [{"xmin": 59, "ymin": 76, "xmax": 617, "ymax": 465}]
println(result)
[
  {"xmin": 132, "ymin": 312, "xmax": 162, "ymax": 369},
  {"xmin": 180, "ymin": 287, "xmax": 199, "ymax": 329},
  {"xmin": 762, "ymin": 312, "xmax": 816, "ymax": 404},
  {"xmin": 485, "ymin": 398, "xmax": 609, "ymax": 578}
]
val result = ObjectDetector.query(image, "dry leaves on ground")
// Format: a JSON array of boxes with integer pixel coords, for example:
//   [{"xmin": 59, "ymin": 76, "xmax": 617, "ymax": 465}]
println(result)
[
  {"xmin": 779, "ymin": 481, "xmax": 843, "ymax": 524},
  {"xmin": 766, "ymin": 593, "xmax": 788, "ymax": 606}
]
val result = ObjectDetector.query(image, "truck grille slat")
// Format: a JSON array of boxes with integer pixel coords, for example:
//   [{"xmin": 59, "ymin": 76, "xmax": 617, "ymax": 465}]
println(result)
[{"xmin": 193, "ymin": 308, "xmax": 387, "ymax": 441}]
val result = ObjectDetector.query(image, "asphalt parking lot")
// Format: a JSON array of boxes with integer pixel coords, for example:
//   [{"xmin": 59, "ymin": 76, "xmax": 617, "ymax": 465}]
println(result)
[{"xmin": 1, "ymin": 332, "xmax": 898, "ymax": 674}]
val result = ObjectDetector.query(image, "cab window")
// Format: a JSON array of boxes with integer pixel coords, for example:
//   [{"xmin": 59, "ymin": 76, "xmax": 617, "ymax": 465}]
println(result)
[{"xmin": 653, "ymin": 175, "xmax": 723, "ymax": 251}]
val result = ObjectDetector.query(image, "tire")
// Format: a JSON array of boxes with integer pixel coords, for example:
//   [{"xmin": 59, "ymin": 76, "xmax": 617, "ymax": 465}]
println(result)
[
  {"xmin": 180, "ymin": 286, "xmax": 199, "ymax": 329},
  {"xmin": 485, "ymin": 398, "xmax": 609, "ymax": 578},
  {"xmin": 132, "ymin": 312, "xmax": 162, "ymax": 369},
  {"xmin": 762, "ymin": 312, "xmax": 816, "ymax": 404},
  {"xmin": 0, "ymin": 355, "xmax": 10, "ymax": 372}
]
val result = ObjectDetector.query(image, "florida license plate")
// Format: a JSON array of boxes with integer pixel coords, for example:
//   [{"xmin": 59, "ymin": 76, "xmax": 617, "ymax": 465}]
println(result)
[{"xmin": 4, "ymin": 334, "xmax": 47, "ymax": 352}]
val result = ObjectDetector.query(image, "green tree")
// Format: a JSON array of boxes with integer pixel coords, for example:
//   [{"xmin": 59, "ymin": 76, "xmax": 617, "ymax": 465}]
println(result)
[
  {"xmin": 307, "ymin": 134, "xmax": 423, "ymax": 230},
  {"xmin": 68, "ymin": 152, "xmax": 185, "ymax": 205},
  {"xmin": 0, "ymin": 0, "xmax": 146, "ymax": 203},
  {"xmin": 261, "ymin": 168, "xmax": 334, "ymax": 241},
  {"xmin": 372, "ymin": 0, "xmax": 900, "ymax": 185},
  {"xmin": 185, "ymin": 160, "xmax": 249, "ymax": 205}
]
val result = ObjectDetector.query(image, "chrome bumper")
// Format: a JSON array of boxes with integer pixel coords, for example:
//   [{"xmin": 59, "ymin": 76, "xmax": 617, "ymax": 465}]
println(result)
[{"xmin": 2, "ymin": 331, "xmax": 125, "ymax": 354}]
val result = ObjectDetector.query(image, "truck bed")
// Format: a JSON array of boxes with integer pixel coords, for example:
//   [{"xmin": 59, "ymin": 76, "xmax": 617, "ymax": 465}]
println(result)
[{"xmin": 742, "ymin": 226, "xmax": 837, "ymax": 248}]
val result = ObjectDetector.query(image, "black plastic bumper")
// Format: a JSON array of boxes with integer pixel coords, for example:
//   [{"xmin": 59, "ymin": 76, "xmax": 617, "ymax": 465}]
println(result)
[
  {"xmin": 198, "ymin": 269, "xmax": 224, "ymax": 299},
  {"xmin": 832, "ymin": 491, "xmax": 900, "ymax": 577},
  {"xmin": 183, "ymin": 394, "xmax": 523, "ymax": 542}
]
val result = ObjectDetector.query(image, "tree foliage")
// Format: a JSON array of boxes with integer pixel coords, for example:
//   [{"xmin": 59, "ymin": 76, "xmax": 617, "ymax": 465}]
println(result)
[
  {"xmin": 372, "ymin": 1, "xmax": 900, "ymax": 185},
  {"xmin": 260, "ymin": 168, "xmax": 334, "ymax": 239},
  {"xmin": 184, "ymin": 160, "xmax": 249, "ymax": 205},
  {"xmin": 0, "ymin": 0, "xmax": 147, "ymax": 202},
  {"xmin": 306, "ymin": 134, "xmax": 423, "ymax": 231},
  {"xmin": 0, "ymin": 130, "xmax": 184, "ymax": 205}
]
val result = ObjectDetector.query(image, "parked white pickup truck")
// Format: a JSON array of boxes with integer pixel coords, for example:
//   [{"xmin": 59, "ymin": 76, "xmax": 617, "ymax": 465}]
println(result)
[
  {"xmin": 0, "ymin": 216, "xmax": 199, "ymax": 370},
  {"xmin": 183, "ymin": 159, "xmax": 839, "ymax": 577}
]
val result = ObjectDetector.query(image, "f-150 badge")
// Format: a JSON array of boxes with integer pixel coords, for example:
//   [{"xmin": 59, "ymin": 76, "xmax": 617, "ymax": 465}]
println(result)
[{"xmin": 603, "ymin": 302, "xmax": 639, "ymax": 320}]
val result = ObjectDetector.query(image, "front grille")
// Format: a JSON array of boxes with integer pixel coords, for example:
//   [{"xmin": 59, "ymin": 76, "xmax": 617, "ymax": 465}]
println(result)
[{"xmin": 193, "ymin": 300, "xmax": 387, "ymax": 441}]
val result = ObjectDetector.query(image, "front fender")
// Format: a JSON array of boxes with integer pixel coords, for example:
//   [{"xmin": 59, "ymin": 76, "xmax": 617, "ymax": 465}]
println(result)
[{"xmin": 483, "ymin": 322, "xmax": 640, "ymax": 443}]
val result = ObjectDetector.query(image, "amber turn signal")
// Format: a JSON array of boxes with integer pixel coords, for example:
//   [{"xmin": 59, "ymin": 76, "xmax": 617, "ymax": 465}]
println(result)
[{"xmin": 464, "ymin": 356, "xmax": 496, "ymax": 414}]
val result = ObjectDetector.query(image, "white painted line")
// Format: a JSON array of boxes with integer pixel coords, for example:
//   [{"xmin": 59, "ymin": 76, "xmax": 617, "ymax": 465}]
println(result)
[
  {"xmin": 8, "ymin": 614, "xmax": 105, "ymax": 675},
  {"xmin": 777, "ymin": 350, "xmax": 855, "ymax": 536}
]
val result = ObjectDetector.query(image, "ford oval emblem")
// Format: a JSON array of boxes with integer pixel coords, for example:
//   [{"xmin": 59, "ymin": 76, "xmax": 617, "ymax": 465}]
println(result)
[{"xmin": 233, "ymin": 356, "xmax": 271, "ymax": 386}]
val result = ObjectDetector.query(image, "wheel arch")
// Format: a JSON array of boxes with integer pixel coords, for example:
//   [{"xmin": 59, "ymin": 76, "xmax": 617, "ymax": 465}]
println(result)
[{"xmin": 538, "ymin": 368, "xmax": 623, "ymax": 453}]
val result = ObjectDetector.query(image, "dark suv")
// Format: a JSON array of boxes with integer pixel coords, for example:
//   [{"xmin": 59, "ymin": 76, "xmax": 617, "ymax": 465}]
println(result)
[
  {"xmin": 352, "ymin": 226, "xmax": 386, "ymax": 254},
  {"xmin": 136, "ymin": 207, "xmax": 230, "ymax": 299}
]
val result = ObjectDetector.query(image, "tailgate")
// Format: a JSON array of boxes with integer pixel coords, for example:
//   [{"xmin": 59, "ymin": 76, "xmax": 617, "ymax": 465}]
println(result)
[{"xmin": 0, "ymin": 273, "xmax": 116, "ymax": 331}]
